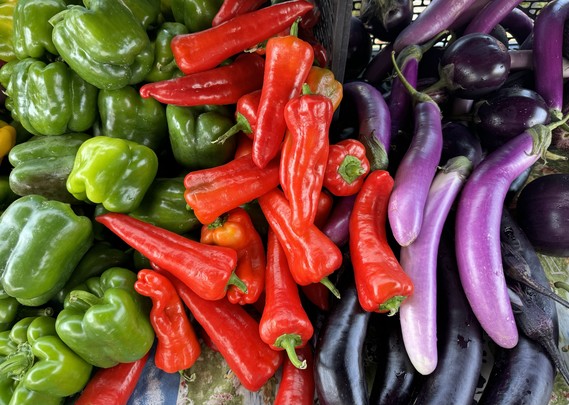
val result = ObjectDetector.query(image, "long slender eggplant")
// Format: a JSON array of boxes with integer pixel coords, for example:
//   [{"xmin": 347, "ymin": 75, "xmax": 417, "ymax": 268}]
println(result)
[
  {"xmin": 463, "ymin": 0, "xmax": 524, "ymax": 35},
  {"xmin": 361, "ymin": 42, "xmax": 394, "ymax": 89},
  {"xmin": 321, "ymin": 195, "xmax": 356, "ymax": 248},
  {"xmin": 500, "ymin": 7, "xmax": 534, "ymax": 45}
]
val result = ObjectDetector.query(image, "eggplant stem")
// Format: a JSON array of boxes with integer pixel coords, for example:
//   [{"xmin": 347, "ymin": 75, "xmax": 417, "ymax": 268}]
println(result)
[{"xmin": 390, "ymin": 51, "xmax": 435, "ymax": 105}]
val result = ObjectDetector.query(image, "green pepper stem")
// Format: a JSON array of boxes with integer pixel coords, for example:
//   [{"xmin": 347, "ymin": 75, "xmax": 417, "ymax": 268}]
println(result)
[
  {"xmin": 379, "ymin": 295, "xmax": 407, "ymax": 316},
  {"xmin": 68, "ymin": 290, "xmax": 103, "ymax": 308},
  {"xmin": 227, "ymin": 272, "xmax": 248, "ymax": 294},
  {"xmin": 211, "ymin": 113, "xmax": 252, "ymax": 145},
  {"xmin": 0, "ymin": 343, "xmax": 33, "ymax": 380},
  {"xmin": 555, "ymin": 281, "xmax": 569, "ymax": 293},
  {"xmin": 17, "ymin": 306, "xmax": 54, "ymax": 319},
  {"xmin": 274, "ymin": 334, "xmax": 306, "ymax": 369},
  {"xmin": 338, "ymin": 155, "xmax": 366, "ymax": 184},
  {"xmin": 320, "ymin": 277, "xmax": 340, "ymax": 300}
]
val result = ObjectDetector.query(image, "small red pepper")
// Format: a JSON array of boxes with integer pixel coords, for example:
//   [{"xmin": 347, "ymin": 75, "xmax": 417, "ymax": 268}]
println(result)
[
  {"xmin": 280, "ymin": 90, "xmax": 333, "ymax": 232},
  {"xmin": 183, "ymin": 153, "xmax": 280, "ymax": 225},
  {"xmin": 160, "ymin": 270, "xmax": 284, "ymax": 392},
  {"xmin": 259, "ymin": 229, "xmax": 314, "ymax": 369},
  {"xmin": 96, "ymin": 213, "xmax": 244, "ymax": 301},
  {"xmin": 252, "ymin": 24, "xmax": 314, "ymax": 168},
  {"xmin": 234, "ymin": 132, "xmax": 254, "ymax": 158},
  {"xmin": 200, "ymin": 207, "xmax": 266, "ymax": 305},
  {"xmin": 349, "ymin": 170, "xmax": 414, "ymax": 314},
  {"xmin": 274, "ymin": 345, "xmax": 315, "ymax": 405},
  {"xmin": 214, "ymin": 89, "xmax": 261, "ymax": 144},
  {"xmin": 304, "ymin": 66, "xmax": 343, "ymax": 111},
  {"xmin": 258, "ymin": 188, "xmax": 342, "ymax": 297},
  {"xmin": 212, "ymin": 0, "xmax": 267, "ymax": 26},
  {"xmin": 74, "ymin": 352, "xmax": 149, "ymax": 405},
  {"xmin": 171, "ymin": 0, "xmax": 314, "ymax": 75},
  {"xmin": 134, "ymin": 269, "xmax": 201, "ymax": 373},
  {"xmin": 323, "ymin": 139, "xmax": 371, "ymax": 197},
  {"xmin": 139, "ymin": 53, "xmax": 265, "ymax": 106}
]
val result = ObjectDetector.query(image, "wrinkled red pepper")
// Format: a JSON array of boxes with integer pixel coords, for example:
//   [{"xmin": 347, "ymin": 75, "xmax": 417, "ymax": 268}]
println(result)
[
  {"xmin": 323, "ymin": 139, "xmax": 371, "ymax": 196},
  {"xmin": 259, "ymin": 229, "xmax": 314, "ymax": 369},
  {"xmin": 304, "ymin": 66, "xmax": 343, "ymax": 111},
  {"xmin": 200, "ymin": 207, "xmax": 266, "ymax": 305},
  {"xmin": 134, "ymin": 269, "xmax": 201, "ymax": 373},
  {"xmin": 274, "ymin": 345, "xmax": 315, "ymax": 405},
  {"xmin": 139, "ymin": 53, "xmax": 265, "ymax": 106},
  {"xmin": 171, "ymin": 0, "xmax": 314, "ymax": 75},
  {"xmin": 280, "ymin": 90, "xmax": 333, "ymax": 232},
  {"xmin": 349, "ymin": 170, "xmax": 414, "ymax": 314},
  {"xmin": 96, "ymin": 213, "xmax": 243, "ymax": 301},
  {"xmin": 183, "ymin": 153, "xmax": 280, "ymax": 225},
  {"xmin": 212, "ymin": 0, "xmax": 266, "ymax": 26}
]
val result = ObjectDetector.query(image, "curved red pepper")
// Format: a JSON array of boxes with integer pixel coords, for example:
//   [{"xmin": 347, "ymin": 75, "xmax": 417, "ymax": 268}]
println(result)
[
  {"xmin": 96, "ymin": 213, "xmax": 241, "ymax": 301},
  {"xmin": 215, "ymin": 89, "xmax": 261, "ymax": 144},
  {"xmin": 323, "ymin": 139, "xmax": 371, "ymax": 197},
  {"xmin": 234, "ymin": 132, "xmax": 254, "ymax": 158},
  {"xmin": 212, "ymin": 0, "xmax": 267, "ymax": 26},
  {"xmin": 314, "ymin": 189, "xmax": 334, "ymax": 229},
  {"xmin": 139, "ymin": 53, "xmax": 265, "ymax": 106},
  {"xmin": 348, "ymin": 170, "xmax": 414, "ymax": 314},
  {"xmin": 274, "ymin": 345, "xmax": 315, "ymax": 405},
  {"xmin": 252, "ymin": 28, "xmax": 314, "ymax": 168},
  {"xmin": 259, "ymin": 230, "xmax": 314, "ymax": 369},
  {"xmin": 171, "ymin": 0, "xmax": 314, "ymax": 75},
  {"xmin": 280, "ymin": 92, "xmax": 333, "ymax": 232},
  {"xmin": 200, "ymin": 207, "xmax": 266, "ymax": 305},
  {"xmin": 134, "ymin": 269, "xmax": 201, "ymax": 373}
]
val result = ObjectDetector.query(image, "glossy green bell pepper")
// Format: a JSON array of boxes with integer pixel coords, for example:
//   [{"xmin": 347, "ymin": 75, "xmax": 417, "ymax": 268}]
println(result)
[
  {"xmin": 0, "ymin": 177, "xmax": 17, "ymax": 213},
  {"xmin": 12, "ymin": 0, "xmax": 66, "ymax": 60},
  {"xmin": 119, "ymin": 0, "xmax": 162, "ymax": 30},
  {"xmin": 55, "ymin": 267, "xmax": 154, "ymax": 368},
  {"xmin": 0, "ymin": 58, "xmax": 98, "ymax": 136},
  {"xmin": 66, "ymin": 136, "xmax": 159, "ymax": 213},
  {"xmin": 0, "ymin": 296, "xmax": 18, "ymax": 332},
  {"xmin": 0, "ymin": 194, "xmax": 94, "ymax": 306},
  {"xmin": 144, "ymin": 21, "xmax": 188, "ymax": 83},
  {"xmin": 0, "ymin": 316, "xmax": 92, "ymax": 403},
  {"xmin": 171, "ymin": 0, "xmax": 223, "ymax": 33},
  {"xmin": 166, "ymin": 104, "xmax": 236, "ymax": 170},
  {"xmin": 8, "ymin": 133, "xmax": 91, "ymax": 203},
  {"xmin": 49, "ymin": 0, "xmax": 153, "ymax": 90},
  {"xmin": 0, "ymin": 0, "xmax": 16, "ymax": 63},
  {"xmin": 129, "ymin": 177, "xmax": 200, "ymax": 234},
  {"xmin": 93, "ymin": 85, "xmax": 168, "ymax": 151}
]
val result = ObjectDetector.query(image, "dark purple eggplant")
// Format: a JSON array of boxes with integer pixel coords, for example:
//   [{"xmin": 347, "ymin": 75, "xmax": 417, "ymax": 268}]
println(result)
[
  {"xmin": 515, "ymin": 173, "xmax": 569, "ymax": 257},
  {"xmin": 321, "ymin": 194, "xmax": 356, "ymax": 248},
  {"xmin": 345, "ymin": 16, "xmax": 373, "ymax": 81},
  {"xmin": 361, "ymin": 42, "xmax": 394, "ymax": 89},
  {"xmin": 440, "ymin": 121, "xmax": 483, "ymax": 167},
  {"xmin": 358, "ymin": 0, "xmax": 413, "ymax": 43},
  {"xmin": 463, "ymin": 0, "xmax": 524, "ymax": 36},
  {"xmin": 500, "ymin": 7, "xmax": 534, "ymax": 46},
  {"xmin": 473, "ymin": 87, "xmax": 550, "ymax": 150},
  {"xmin": 314, "ymin": 275, "xmax": 370, "ymax": 405}
]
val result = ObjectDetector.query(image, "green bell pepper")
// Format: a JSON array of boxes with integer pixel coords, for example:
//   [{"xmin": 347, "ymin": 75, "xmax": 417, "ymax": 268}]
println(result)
[
  {"xmin": 12, "ymin": 0, "xmax": 66, "ymax": 60},
  {"xmin": 0, "ymin": 58, "xmax": 98, "ymax": 136},
  {"xmin": 0, "ymin": 297, "xmax": 18, "ymax": 332},
  {"xmin": 0, "ymin": 316, "xmax": 92, "ymax": 403},
  {"xmin": 129, "ymin": 177, "xmax": 200, "ymax": 234},
  {"xmin": 56, "ymin": 267, "xmax": 154, "ymax": 368},
  {"xmin": 166, "ymin": 104, "xmax": 237, "ymax": 170},
  {"xmin": 0, "ymin": 177, "xmax": 17, "ymax": 213},
  {"xmin": 0, "ymin": 1, "xmax": 16, "ymax": 63},
  {"xmin": 118, "ymin": 0, "xmax": 162, "ymax": 30},
  {"xmin": 171, "ymin": 0, "xmax": 223, "ymax": 33},
  {"xmin": 66, "ymin": 136, "xmax": 159, "ymax": 213},
  {"xmin": 0, "ymin": 194, "xmax": 94, "ymax": 306},
  {"xmin": 144, "ymin": 21, "xmax": 188, "ymax": 83},
  {"xmin": 93, "ymin": 85, "xmax": 168, "ymax": 151},
  {"xmin": 50, "ymin": 0, "xmax": 153, "ymax": 90},
  {"xmin": 8, "ymin": 133, "xmax": 91, "ymax": 203}
]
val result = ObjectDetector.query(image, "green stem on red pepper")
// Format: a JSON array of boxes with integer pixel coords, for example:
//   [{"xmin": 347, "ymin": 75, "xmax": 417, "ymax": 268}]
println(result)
[{"xmin": 323, "ymin": 139, "xmax": 371, "ymax": 196}]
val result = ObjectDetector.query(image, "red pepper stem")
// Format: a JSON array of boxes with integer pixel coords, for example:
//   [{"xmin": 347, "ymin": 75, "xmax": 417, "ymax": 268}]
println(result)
[
  {"xmin": 68, "ymin": 290, "xmax": 104, "ymax": 308},
  {"xmin": 320, "ymin": 276, "xmax": 341, "ymax": 299},
  {"xmin": 274, "ymin": 334, "xmax": 306, "ymax": 370},
  {"xmin": 228, "ymin": 272, "xmax": 248, "ymax": 294},
  {"xmin": 301, "ymin": 83, "xmax": 312, "ymax": 95},
  {"xmin": 212, "ymin": 113, "xmax": 252, "ymax": 145},
  {"xmin": 290, "ymin": 19, "xmax": 300, "ymax": 37},
  {"xmin": 208, "ymin": 213, "xmax": 229, "ymax": 229},
  {"xmin": 338, "ymin": 155, "xmax": 366, "ymax": 184},
  {"xmin": 379, "ymin": 295, "xmax": 407, "ymax": 316}
]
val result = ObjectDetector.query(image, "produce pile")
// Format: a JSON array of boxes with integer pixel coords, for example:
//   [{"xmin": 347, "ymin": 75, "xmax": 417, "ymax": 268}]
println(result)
[{"xmin": 0, "ymin": 0, "xmax": 567, "ymax": 404}]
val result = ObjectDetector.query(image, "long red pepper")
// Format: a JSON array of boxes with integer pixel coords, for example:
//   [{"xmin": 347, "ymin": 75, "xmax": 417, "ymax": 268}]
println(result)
[
  {"xmin": 349, "ymin": 170, "xmax": 414, "ymax": 314},
  {"xmin": 74, "ymin": 352, "xmax": 149, "ymax": 405},
  {"xmin": 258, "ymin": 188, "xmax": 341, "ymax": 297},
  {"xmin": 139, "ymin": 53, "xmax": 265, "ymax": 106},
  {"xmin": 274, "ymin": 345, "xmax": 315, "ymax": 405},
  {"xmin": 95, "ymin": 213, "xmax": 243, "ymax": 301},
  {"xmin": 323, "ymin": 139, "xmax": 371, "ymax": 197},
  {"xmin": 212, "ymin": 0, "xmax": 267, "ymax": 26},
  {"xmin": 134, "ymin": 269, "xmax": 201, "ymax": 373},
  {"xmin": 159, "ymin": 270, "xmax": 284, "ymax": 392},
  {"xmin": 171, "ymin": 0, "xmax": 314, "ymax": 75},
  {"xmin": 259, "ymin": 230, "xmax": 314, "ymax": 369},
  {"xmin": 183, "ymin": 153, "xmax": 280, "ymax": 225},
  {"xmin": 280, "ymin": 90, "xmax": 333, "ymax": 232},
  {"xmin": 252, "ymin": 25, "xmax": 314, "ymax": 168},
  {"xmin": 200, "ymin": 207, "xmax": 266, "ymax": 305}
]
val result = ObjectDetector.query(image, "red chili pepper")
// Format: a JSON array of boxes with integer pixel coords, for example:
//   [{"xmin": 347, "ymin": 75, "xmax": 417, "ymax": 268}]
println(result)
[
  {"xmin": 280, "ymin": 91, "xmax": 333, "ymax": 231},
  {"xmin": 134, "ymin": 269, "xmax": 201, "ymax": 373},
  {"xmin": 349, "ymin": 170, "xmax": 414, "ymax": 314},
  {"xmin": 96, "ymin": 213, "xmax": 243, "ymax": 301},
  {"xmin": 251, "ymin": 25, "xmax": 314, "ymax": 168},
  {"xmin": 234, "ymin": 132, "xmax": 254, "ymax": 158},
  {"xmin": 171, "ymin": 0, "xmax": 314, "ymax": 75},
  {"xmin": 74, "ymin": 352, "xmax": 149, "ymax": 405},
  {"xmin": 200, "ymin": 207, "xmax": 266, "ymax": 305},
  {"xmin": 314, "ymin": 189, "xmax": 334, "ymax": 229},
  {"xmin": 323, "ymin": 139, "xmax": 371, "ymax": 197},
  {"xmin": 160, "ymin": 270, "xmax": 284, "ymax": 392},
  {"xmin": 274, "ymin": 345, "xmax": 315, "ymax": 405},
  {"xmin": 183, "ymin": 153, "xmax": 280, "ymax": 225},
  {"xmin": 259, "ymin": 229, "xmax": 314, "ymax": 369},
  {"xmin": 214, "ymin": 89, "xmax": 261, "ymax": 144},
  {"xmin": 139, "ymin": 53, "xmax": 264, "ymax": 106},
  {"xmin": 258, "ymin": 188, "xmax": 342, "ymax": 297},
  {"xmin": 212, "ymin": 0, "xmax": 267, "ymax": 26}
]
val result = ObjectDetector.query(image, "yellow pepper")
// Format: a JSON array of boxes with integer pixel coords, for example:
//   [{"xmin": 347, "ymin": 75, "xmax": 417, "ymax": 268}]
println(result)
[{"xmin": 0, "ymin": 119, "xmax": 16, "ymax": 164}]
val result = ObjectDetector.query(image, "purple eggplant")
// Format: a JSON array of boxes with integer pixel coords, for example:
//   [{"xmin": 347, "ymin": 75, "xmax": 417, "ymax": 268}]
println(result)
[
  {"xmin": 440, "ymin": 122, "xmax": 483, "ymax": 167},
  {"xmin": 321, "ymin": 194, "xmax": 356, "ymax": 248},
  {"xmin": 361, "ymin": 42, "xmax": 394, "ymax": 89},
  {"xmin": 463, "ymin": 0, "xmax": 524, "ymax": 36},
  {"xmin": 500, "ymin": 7, "xmax": 534, "ymax": 46},
  {"xmin": 345, "ymin": 16, "xmax": 373, "ymax": 81},
  {"xmin": 358, "ymin": 0, "xmax": 413, "ymax": 43}
]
